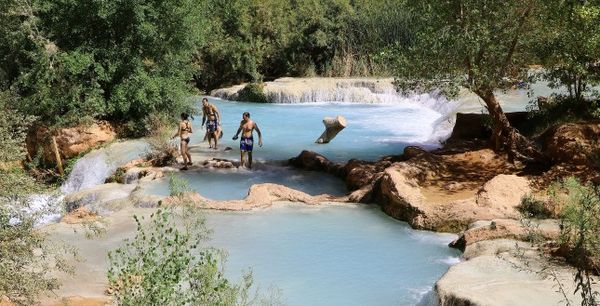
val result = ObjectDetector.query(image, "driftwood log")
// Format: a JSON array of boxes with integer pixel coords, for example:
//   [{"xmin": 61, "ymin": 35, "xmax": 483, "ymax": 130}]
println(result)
[{"xmin": 316, "ymin": 116, "xmax": 347, "ymax": 144}]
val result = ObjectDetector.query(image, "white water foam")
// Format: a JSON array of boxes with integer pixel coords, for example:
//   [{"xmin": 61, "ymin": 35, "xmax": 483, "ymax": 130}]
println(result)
[{"xmin": 61, "ymin": 140, "xmax": 148, "ymax": 194}]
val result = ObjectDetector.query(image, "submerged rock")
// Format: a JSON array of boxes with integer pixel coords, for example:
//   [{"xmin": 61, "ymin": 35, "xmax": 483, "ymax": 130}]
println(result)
[
  {"xmin": 61, "ymin": 207, "xmax": 100, "ymax": 224},
  {"xmin": 64, "ymin": 183, "xmax": 136, "ymax": 213},
  {"xmin": 158, "ymin": 183, "xmax": 347, "ymax": 211}
]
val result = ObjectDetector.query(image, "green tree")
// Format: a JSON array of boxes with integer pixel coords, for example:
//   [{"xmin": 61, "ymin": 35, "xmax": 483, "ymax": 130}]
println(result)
[
  {"xmin": 535, "ymin": 0, "xmax": 600, "ymax": 101},
  {"xmin": 393, "ymin": 0, "xmax": 544, "ymax": 161},
  {"xmin": 1, "ymin": 0, "xmax": 205, "ymax": 132}
]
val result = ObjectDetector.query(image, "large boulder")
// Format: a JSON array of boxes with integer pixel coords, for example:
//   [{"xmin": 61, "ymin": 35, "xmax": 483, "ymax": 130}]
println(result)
[
  {"xmin": 289, "ymin": 150, "xmax": 334, "ymax": 171},
  {"xmin": 436, "ymin": 239, "xmax": 597, "ymax": 306},
  {"xmin": 344, "ymin": 160, "xmax": 377, "ymax": 190},
  {"xmin": 378, "ymin": 167, "xmax": 532, "ymax": 232},
  {"xmin": 27, "ymin": 121, "xmax": 116, "ymax": 163},
  {"xmin": 542, "ymin": 122, "xmax": 600, "ymax": 165},
  {"xmin": 475, "ymin": 174, "xmax": 531, "ymax": 217},
  {"xmin": 449, "ymin": 219, "xmax": 561, "ymax": 251}
]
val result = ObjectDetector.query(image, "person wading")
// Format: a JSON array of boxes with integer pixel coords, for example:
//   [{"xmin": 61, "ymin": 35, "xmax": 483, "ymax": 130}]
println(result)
[
  {"xmin": 172, "ymin": 113, "xmax": 193, "ymax": 170},
  {"xmin": 232, "ymin": 112, "xmax": 263, "ymax": 169},
  {"xmin": 201, "ymin": 98, "xmax": 222, "ymax": 150}
]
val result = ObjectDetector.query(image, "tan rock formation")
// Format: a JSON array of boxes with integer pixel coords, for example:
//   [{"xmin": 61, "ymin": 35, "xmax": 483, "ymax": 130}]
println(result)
[
  {"xmin": 61, "ymin": 207, "xmax": 100, "ymax": 224},
  {"xmin": 159, "ymin": 183, "xmax": 346, "ymax": 211},
  {"xmin": 475, "ymin": 174, "xmax": 531, "ymax": 217},
  {"xmin": 27, "ymin": 121, "xmax": 116, "ymax": 163},
  {"xmin": 449, "ymin": 219, "xmax": 561, "ymax": 251},
  {"xmin": 542, "ymin": 122, "xmax": 600, "ymax": 165},
  {"xmin": 378, "ymin": 164, "xmax": 532, "ymax": 232},
  {"xmin": 436, "ymin": 239, "xmax": 597, "ymax": 306}
]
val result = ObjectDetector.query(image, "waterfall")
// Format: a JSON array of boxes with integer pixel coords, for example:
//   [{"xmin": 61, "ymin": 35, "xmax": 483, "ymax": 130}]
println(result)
[{"xmin": 61, "ymin": 140, "xmax": 149, "ymax": 194}]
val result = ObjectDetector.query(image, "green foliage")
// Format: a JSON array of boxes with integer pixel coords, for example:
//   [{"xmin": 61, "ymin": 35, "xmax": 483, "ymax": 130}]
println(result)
[
  {"xmin": 1, "ymin": 0, "xmax": 203, "ymax": 132},
  {"xmin": 0, "ymin": 91, "xmax": 35, "ymax": 163},
  {"xmin": 107, "ymin": 206, "xmax": 254, "ymax": 305},
  {"xmin": 392, "ymin": 0, "xmax": 542, "ymax": 98},
  {"xmin": 517, "ymin": 194, "xmax": 553, "ymax": 219},
  {"xmin": 237, "ymin": 83, "xmax": 268, "ymax": 103},
  {"xmin": 550, "ymin": 177, "xmax": 600, "ymax": 305},
  {"xmin": 525, "ymin": 96, "xmax": 600, "ymax": 136},
  {"xmin": 194, "ymin": 0, "xmax": 412, "ymax": 89},
  {"xmin": 168, "ymin": 174, "xmax": 193, "ymax": 197},
  {"xmin": 533, "ymin": 1, "xmax": 600, "ymax": 101},
  {"xmin": 144, "ymin": 113, "xmax": 178, "ymax": 167},
  {"xmin": 0, "ymin": 94, "xmax": 75, "ymax": 305}
]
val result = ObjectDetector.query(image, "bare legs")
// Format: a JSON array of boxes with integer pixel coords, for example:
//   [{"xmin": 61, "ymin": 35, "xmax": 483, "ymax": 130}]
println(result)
[
  {"xmin": 239, "ymin": 151, "xmax": 253, "ymax": 169},
  {"xmin": 211, "ymin": 131, "xmax": 218, "ymax": 149},
  {"xmin": 207, "ymin": 131, "xmax": 219, "ymax": 149},
  {"xmin": 180, "ymin": 140, "xmax": 192, "ymax": 169}
]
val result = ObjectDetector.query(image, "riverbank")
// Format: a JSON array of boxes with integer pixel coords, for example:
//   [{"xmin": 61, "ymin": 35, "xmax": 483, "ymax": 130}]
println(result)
[{"xmin": 28, "ymin": 81, "xmax": 598, "ymax": 305}]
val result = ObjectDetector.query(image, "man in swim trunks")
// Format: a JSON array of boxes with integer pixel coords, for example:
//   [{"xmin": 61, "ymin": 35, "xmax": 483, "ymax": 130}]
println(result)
[
  {"xmin": 171, "ymin": 113, "xmax": 193, "ymax": 170},
  {"xmin": 232, "ymin": 112, "xmax": 263, "ymax": 169},
  {"xmin": 201, "ymin": 98, "xmax": 222, "ymax": 149}
]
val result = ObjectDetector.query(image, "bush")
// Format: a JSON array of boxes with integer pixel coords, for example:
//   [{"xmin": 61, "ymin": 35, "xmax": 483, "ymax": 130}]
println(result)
[
  {"xmin": 517, "ymin": 194, "xmax": 554, "ymax": 219},
  {"xmin": 550, "ymin": 177, "xmax": 600, "ymax": 304},
  {"xmin": 0, "ymin": 94, "xmax": 75, "ymax": 305},
  {"xmin": 144, "ymin": 114, "xmax": 179, "ymax": 167},
  {"xmin": 107, "ymin": 206, "xmax": 254, "ymax": 305},
  {"xmin": 237, "ymin": 83, "xmax": 268, "ymax": 103}
]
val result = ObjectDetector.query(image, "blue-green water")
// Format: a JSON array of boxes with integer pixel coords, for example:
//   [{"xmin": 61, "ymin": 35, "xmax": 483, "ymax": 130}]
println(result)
[
  {"xmin": 206, "ymin": 204, "xmax": 461, "ymax": 306},
  {"xmin": 186, "ymin": 99, "xmax": 447, "ymax": 162},
  {"xmin": 140, "ymin": 164, "xmax": 347, "ymax": 200}
]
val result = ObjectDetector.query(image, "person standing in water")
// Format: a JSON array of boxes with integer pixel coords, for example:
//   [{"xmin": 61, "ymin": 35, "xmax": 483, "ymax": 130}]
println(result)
[
  {"xmin": 172, "ymin": 113, "xmax": 193, "ymax": 170},
  {"xmin": 201, "ymin": 98, "xmax": 222, "ymax": 149},
  {"xmin": 232, "ymin": 112, "xmax": 263, "ymax": 169}
]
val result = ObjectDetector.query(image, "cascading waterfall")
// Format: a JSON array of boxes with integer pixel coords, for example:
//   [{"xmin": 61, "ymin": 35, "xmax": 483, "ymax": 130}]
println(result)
[
  {"xmin": 28, "ymin": 140, "xmax": 149, "ymax": 225},
  {"xmin": 61, "ymin": 140, "xmax": 149, "ymax": 194},
  {"xmin": 212, "ymin": 78, "xmax": 465, "ymax": 147}
]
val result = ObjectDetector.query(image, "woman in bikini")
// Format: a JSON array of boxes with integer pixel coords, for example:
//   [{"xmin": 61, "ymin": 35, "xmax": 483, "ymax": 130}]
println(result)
[{"xmin": 172, "ymin": 113, "xmax": 193, "ymax": 170}]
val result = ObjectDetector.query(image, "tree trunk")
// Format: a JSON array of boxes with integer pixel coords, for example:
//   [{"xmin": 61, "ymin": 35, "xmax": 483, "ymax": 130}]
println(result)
[
  {"xmin": 476, "ymin": 89, "xmax": 545, "ymax": 163},
  {"xmin": 316, "ymin": 116, "xmax": 347, "ymax": 144}
]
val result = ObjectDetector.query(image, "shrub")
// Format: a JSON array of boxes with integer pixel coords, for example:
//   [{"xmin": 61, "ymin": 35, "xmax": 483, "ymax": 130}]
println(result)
[
  {"xmin": 107, "ymin": 179, "xmax": 255, "ymax": 305},
  {"xmin": 144, "ymin": 114, "xmax": 179, "ymax": 167},
  {"xmin": 237, "ymin": 83, "xmax": 269, "ymax": 103},
  {"xmin": 550, "ymin": 177, "xmax": 600, "ymax": 305},
  {"xmin": 0, "ymin": 93, "xmax": 75, "ymax": 305},
  {"xmin": 517, "ymin": 194, "xmax": 554, "ymax": 219}
]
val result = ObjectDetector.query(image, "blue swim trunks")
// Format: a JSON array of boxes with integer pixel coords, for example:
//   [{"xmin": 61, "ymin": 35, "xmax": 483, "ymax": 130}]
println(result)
[
  {"xmin": 240, "ymin": 136, "xmax": 253, "ymax": 152},
  {"xmin": 206, "ymin": 119, "xmax": 218, "ymax": 133}
]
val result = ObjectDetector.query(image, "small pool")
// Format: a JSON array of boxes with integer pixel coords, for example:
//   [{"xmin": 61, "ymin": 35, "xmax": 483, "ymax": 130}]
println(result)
[
  {"xmin": 139, "ymin": 164, "xmax": 347, "ymax": 200},
  {"xmin": 206, "ymin": 204, "xmax": 461, "ymax": 306}
]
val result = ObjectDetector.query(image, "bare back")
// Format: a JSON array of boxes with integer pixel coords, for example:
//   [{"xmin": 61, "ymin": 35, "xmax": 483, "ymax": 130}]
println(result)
[{"xmin": 179, "ymin": 120, "xmax": 192, "ymax": 139}]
